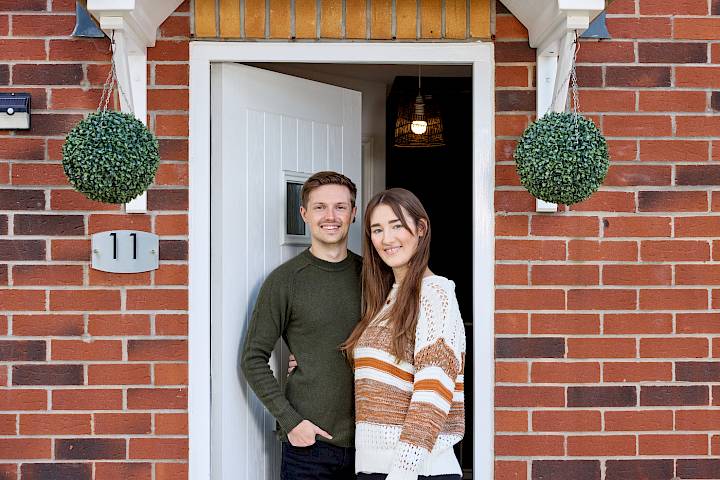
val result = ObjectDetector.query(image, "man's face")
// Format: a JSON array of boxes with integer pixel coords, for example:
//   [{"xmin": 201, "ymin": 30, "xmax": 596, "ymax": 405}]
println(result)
[{"xmin": 300, "ymin": 184, "xmax": 356, "ymax": 248}]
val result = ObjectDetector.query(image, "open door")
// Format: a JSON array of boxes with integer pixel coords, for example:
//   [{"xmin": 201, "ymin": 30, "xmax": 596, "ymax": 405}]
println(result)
[{"xmin": 210, "ymin": 63, "xmax": 362, "ymax": 479}]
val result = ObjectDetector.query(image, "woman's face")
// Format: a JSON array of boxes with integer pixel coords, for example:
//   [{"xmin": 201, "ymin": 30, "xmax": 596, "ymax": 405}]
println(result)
[{"xmin": 369, "ymin": 204, "xmax": 422, "ymax": 272}]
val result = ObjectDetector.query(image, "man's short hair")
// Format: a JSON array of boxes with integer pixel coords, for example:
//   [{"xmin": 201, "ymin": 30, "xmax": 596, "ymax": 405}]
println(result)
[{"xmin": 301, "ymin": 171, "xmax": 357, "ymax": 208}]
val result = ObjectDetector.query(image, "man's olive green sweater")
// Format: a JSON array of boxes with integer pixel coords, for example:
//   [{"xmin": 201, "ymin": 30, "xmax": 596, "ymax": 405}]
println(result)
[{"xmin": 241, "ymin": 248, "xmax": 362, "ymax": 447}]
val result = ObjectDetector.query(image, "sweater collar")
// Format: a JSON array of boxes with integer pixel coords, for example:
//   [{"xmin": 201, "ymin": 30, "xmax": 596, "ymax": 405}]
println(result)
[{"xmin": 302, "ymin": 248, "xmax": 356, "ymax": 271}]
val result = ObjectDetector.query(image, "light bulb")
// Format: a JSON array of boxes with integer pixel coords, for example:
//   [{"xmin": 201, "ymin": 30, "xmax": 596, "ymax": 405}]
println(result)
[{"xmin": 411, "ymin": 120, "xmax": 427, "ymax": 135}]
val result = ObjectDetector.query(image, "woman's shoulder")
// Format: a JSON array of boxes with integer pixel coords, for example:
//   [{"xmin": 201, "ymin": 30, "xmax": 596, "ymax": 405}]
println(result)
[{"xmin": 420, "ymin": 275, "xmax": 456, "ymax": 296}]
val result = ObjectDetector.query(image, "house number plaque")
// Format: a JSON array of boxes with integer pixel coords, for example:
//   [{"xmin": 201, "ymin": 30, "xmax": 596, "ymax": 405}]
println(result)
[{"xmin": 91, "ymin": 230, "xmax": 159, "ymax": 273}]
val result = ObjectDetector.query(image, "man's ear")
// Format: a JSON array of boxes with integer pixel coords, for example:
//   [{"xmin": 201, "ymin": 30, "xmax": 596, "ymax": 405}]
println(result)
[
  {"xmin": 351, "ymin": 206, "xmax": 358, "ymax": 224},
  {"xmin": 299, "ymin": 206, "xmax": 308, "ymax": 223}
]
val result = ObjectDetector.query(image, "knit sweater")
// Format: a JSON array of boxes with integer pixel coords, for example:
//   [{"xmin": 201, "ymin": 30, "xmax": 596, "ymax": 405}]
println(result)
[
  {"xmin": 353, "ymin": 275, "xmax": 466, "ymax": 480},
  {"xmin": 241, "ymin": 248, "xmax": 362, "ymax": 447}
]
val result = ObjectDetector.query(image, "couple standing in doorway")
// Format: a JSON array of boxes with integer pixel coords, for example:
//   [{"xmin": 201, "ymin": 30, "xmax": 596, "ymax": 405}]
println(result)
[{"xmin": 241, "ymin": 171, "xmax": 466, "ymax": 480}]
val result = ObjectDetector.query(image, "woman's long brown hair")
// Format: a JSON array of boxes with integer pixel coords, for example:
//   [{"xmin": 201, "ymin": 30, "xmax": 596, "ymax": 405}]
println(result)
[{"xmin": 341, "ymin": 188, "xmax": 431, "ymax": 363}]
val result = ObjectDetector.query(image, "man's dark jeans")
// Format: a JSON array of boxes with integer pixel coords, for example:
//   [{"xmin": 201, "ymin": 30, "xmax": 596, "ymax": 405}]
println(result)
[
  {"xmin": 357, "ymin": 475, "xmax": 461, "ymax": 480},
  {"xmin": 281, "ymin": 441, "xmax": 355, "ymax": 479}
]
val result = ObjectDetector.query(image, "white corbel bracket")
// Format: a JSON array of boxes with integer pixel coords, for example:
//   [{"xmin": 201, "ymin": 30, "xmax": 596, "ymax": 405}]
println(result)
[{"xmin": 87, "ymin": 0, "xmax": 182, "ymax": 212}]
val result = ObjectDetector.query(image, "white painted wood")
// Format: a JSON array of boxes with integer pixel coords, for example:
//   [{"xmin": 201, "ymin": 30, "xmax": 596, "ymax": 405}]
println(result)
[
  {"xmin": 207, "ymin": 62, "xmax": 362, "ymax": 479},
  {"xmin": 189, "ymin": 41, "xmax": 495, "ymax": 480}
]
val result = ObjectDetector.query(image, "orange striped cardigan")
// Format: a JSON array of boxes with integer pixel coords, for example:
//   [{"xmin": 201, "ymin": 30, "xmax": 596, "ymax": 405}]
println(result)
[{"xmin": 353, "ymin": 275, "xmax": 466, "ymax": 480}]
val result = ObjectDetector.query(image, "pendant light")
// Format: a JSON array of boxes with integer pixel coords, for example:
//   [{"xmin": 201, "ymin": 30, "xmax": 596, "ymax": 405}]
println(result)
[{"xmin": 394, "ymin": 65, "xmax": 445, "ymax": 148}]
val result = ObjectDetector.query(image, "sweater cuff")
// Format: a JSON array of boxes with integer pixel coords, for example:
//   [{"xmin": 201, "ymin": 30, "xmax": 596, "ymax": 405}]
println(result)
[{"xmin": 276, "ymin": 406, "xmax": 304, "ymax": 435}]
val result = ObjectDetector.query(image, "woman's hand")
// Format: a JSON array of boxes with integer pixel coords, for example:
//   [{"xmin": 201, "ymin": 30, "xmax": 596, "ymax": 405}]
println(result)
[{"xmin": 288, "ymin": 354, "xmax": 297, "ymax": 375}]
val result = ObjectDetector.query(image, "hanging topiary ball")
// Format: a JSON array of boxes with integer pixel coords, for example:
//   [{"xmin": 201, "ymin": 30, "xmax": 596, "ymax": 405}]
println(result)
[
  {"xmin": 62, "ymin": 111, "xmax": 160, "ymax": 204},
  {"xmin": 514, "ymin": 111, "xmax": 610, "ymax": 206}
]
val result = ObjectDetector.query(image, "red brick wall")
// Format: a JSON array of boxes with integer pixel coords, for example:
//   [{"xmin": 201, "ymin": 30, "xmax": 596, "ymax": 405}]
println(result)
[
  {"xmin": 0, "ymin": 1, "xmax": 189, "ymax": 478},
  {"xmin": 495, "ymin": 0, "xmax": 720, "ymax": 478}
]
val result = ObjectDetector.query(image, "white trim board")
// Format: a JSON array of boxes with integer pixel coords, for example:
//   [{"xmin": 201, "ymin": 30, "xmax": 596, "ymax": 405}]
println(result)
[{"xmin": 188, "ymin": 41, "xmax": 495, "ymax": 480}]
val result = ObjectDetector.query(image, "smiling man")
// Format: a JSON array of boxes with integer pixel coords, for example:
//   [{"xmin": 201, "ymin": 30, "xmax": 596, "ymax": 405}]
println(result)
[{"xmin": 241, "ymin": 171, "xmax": 362, "ymax": 479}]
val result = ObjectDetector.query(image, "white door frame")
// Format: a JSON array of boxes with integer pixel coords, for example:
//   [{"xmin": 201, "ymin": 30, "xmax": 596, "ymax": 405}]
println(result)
[{"xmin": 188, "ymin": 41, "xmax": 495, "ymax": 479}]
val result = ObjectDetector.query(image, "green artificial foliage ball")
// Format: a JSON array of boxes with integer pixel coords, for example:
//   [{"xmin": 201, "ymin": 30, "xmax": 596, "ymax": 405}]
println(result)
[
  {"xmin": 514, "ymin": 112, "xmax": 610, "ymax": 206},
  {"xmin": 62, "ymin": 111, "xmax": 160, "ymax": 204}
]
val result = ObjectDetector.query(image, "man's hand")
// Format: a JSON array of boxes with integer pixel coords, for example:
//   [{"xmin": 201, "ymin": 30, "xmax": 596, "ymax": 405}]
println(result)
[
  {"xmin": 287, "ymin": 354, "xmax": 297, "ymax": 375},
  {"xmin": 287, "ymin": 420, "xmax": 333, "ymax": 447}
]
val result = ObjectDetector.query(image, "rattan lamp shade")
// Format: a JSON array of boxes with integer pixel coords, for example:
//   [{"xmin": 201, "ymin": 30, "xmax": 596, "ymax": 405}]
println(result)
[{"xmin": 394, "ymin": 93, "xmax": 445, "ymax": 148}]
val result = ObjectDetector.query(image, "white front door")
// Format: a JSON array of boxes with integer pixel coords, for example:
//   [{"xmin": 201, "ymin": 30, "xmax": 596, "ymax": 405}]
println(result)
[{"xmin": 209, "ymin": 63, "xmax": 362, "ymax": 479}]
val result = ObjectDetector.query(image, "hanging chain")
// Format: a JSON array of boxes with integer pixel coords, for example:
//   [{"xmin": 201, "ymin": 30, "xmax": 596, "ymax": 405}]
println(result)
[
  {"xmin": 570, "ymin": 30, "xmax": 581, "ymax": 115},
  {"xmin": 97, "ymin": 30, "xmax": 132, "ymax": 114}
]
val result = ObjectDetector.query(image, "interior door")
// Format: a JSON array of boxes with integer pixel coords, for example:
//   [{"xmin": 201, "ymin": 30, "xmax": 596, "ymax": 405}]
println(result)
[{"xmin": 210, "ymin": 63, "xmax": 362, "ymax": 479}]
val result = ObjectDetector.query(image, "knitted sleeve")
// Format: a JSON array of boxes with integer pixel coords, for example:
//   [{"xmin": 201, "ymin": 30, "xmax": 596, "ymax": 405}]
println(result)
[{"xmin": 387, "ymin": 279, "xmax": 465, "ymax": 480}]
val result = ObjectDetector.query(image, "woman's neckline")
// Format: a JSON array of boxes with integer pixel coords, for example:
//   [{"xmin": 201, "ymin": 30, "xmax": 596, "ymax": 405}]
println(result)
[{"xmin": 392, "ymin": 274, "xmax": 442, "ymax": 288}]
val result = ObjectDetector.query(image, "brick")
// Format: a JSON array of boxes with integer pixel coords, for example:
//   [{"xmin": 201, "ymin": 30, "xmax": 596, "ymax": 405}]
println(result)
[
  {"xmin": 496, "ymin": 435, "xmax": 564, "ymax": 457},
  {"xmin": 0, "ymin": 389, "xmax": 46, "ymax": 412},
  {"xmin": 0, "ymin": 189, "xmax": 44, "ymax": 210},
  {"xmin": 677, "ymin": 265, "xmax": 720, "ymax": 284},
  {"xmin": 606, "ymin": 165, "xmax": 673, "ymax": 187},
  {"xmin": 50, "ymin": 290, "xmax": 120, "ymax": 311},
  {"xmin": 496, "ymin": 91, "xmax": 535, "ymax": 112},
  {"xmin": 51, "ymin": 239, "xmax": 90, "ymax": 261},
  {"xmin": 639, "ymin": 289, "xmax": 708, "ymax": 310},
  {"xmin": 88, "ymin": 314, "xmax": 150, "ymax": 336},
  {"xmin": 531, "ymin": 362, "xmax": 599, "ymax": 383},
  {"xmin": 674, "ymin": 18, "xmax": 720, "ymax": 40},
  {"xmin": 569, "ymin": 192, "xmax": 635, "ymax": 212},
  {"xmin": 676, "ymin": 216, "xmax": 720, "ymax": 237},
  {"xmin": 155, "ymin": 264, "xmax": 187, "ymax": 286},
  {"xmin": 605, "ymin": 460, "xmax": 674, "ymax": 480},
  {"xmin": 95, "ymin": 413, "xmax": 151, "ymax": 434},
  {"xmin": 88, "ymin": 214, "xmax": 151, "ymax": 234},
  {"xmin": 127, "ymin": 387, "xmax": 187, "ymax": 410},
  {"xmin": 579, "ymin": 90, "xmax": 636, "ymax": 113},
  {"xmin": 604, "ymin": 314, "xmax": 673, "ymax": 334},
  {"xmin": 640, "ymin": 140, "xmax": 709, "ymax": 161},
  {"xmin": 89, "ymin": 364, "xmax": 151, "ymax": 385},
  {"xmin": 606, "ymin": 66, "xmax": 671, "ymax": 87},
  {"xmin": 640, "ymin": 0, "xmax": 707, "ymax": 14},
  {"xmin": 495, "ymin": 42, "xmax": 535, "ymax": 62},
  {"xmin": 532, "ymin": 410, "xmax": 600, "ymax": 432},
  {"xmin": 567, "ymin": 386, "xmax": 636, "ymax": 407},
  {"xmin": 531, "ymin": 314, "xmax": 599, "ymax": 334},
  {"xmin": 89, "ymin": 270, "xmax": 150, "ymax": 287},
  {"xmin": 20, "ymin": 463, "xmax": 93, "ymax": 480},
  {"xmin": 676, "ymin": 67, "xmax": 720, "ymax": 88},
  {"xmin": 678, "ymin": 165, "xmax": 720, "ymax": 186},
  {"xmin": 0, "ymin": 289, "xmax": 45, "ymax": 310},
  {"xmin": 641, "ymin": 240, "xmax": 710, "ymax": 261},
  {"xmin": 0, "ymin": 340, "xmax": 45, "ymax": 361},
  {"xmin": 568, "ymin": 240, "xmax": 637, "ymax": 261},
  {"xmin": 14, "ymin": 214, "xmax": 84, "ymax": 236},
  {"xmin": 0, "ymin": 415, "xmax": 13, "ymax": 434},
  {"xmin": 147, "ymin": 189, "xmax": 188, "ymax": 210},
  {"xmin": 159, "ymin": 15, "xmax": 190, "ymax": 38},
  {"xmin": 567, "ymin": 289, "xmax": 636, "ymax": 310},
  {"xmin": 13, "ymin": 164, "xmax": 68, "ymax": 186},
  {"xmin": 676, "ymin": 362, "xmax": 720, "ymax": 382},
  {"xmin": 567, "ymin": 338, "xmax": 636, "ymax": 359},
  {"xmin": 128, "ymin": 340, "xmax": 187, "ymax": 361},
  {"xmin": 496, "ymin": 240, "xmax": 565, "ymax": 260},
  {"xmin": 714, "ymin": 0, "xmax": 720, "ymax": 14},
  {"xmin": 20, "ymin": 413, "xmax": 90, "ymax": 435},
  {"xmin": 496, "ymin": 66, "xmax": 529, "ymax": 87},
  {"xmin": 677, "ymin": 116, "xmax": 720, "ymax": 137},
  {"xmin": 0, "ymin": 438, "xmax": 50, "ymax": 459},
  {"xmin": 495, "ymin": 114, "xmax": 531, "ymax": 136},
  {"xmin": 0, "ymin": 39, "xmax": 45, "ymax": 61},
  {"xmin": 345, "ymin": 0, "xmax": 367, "ymax": 38},
  {"xmin": 676, "ymin": 459, "xmax": 720, "ymax": 479},
  {"xmin": 495, "ymin": 338, "xmax": 565, "ymax": 358},
  {"xmin": 496, "ymin": 313, "xmax": 528, "ymax": 335},
  {"xmin": 0, "ymin": 215, "xmax": 6, "ymax": 235},
  {"xmin": 155, "ymin": 413, "xmax": 187, "ymax": 434},
  {"xmin": 531, "ymin": 216, "xmax": 598, "ymax": 237},
  {"xmin": 0, "ymin": 0, "xmax": 46, "ymax": 8},
  {"xmin": 532, "ymin": 461, "xmax": 600, "ymax": 480},
  {"xmin": 605, "ymin": 17, "xmax": 670, "ymax": 39},
  {"xmin": 497, "ymin": 460, "xmax": 527, "ymax": 480},
  {"xmin": 495, "ymin": 191, "xmax": 535, "ymax": 212},
  {"xmin": 158, "ymin": 139, "xmax": 188, "ymax": 162},
  {"xmin": 713, "ymin": 92, "xmax": 720, "ymax": 112},
  {"xmin": 496, "ymin": 264, "xmax": 528, "ymax": 285},
  {"xmin": 13, "ymin": 64, "xmax": 83, "ymax": 85},
  {"xmin": 0, "ymin": 137, "xmax": 44, "ymax": 160},
  {"xmin": 603, "ymin": 265, "xmax": 671, "ymax": 285},
  {"xmin": 13, "ymin": 364, "xmax": 82, "ymax": 385},
  {"xmin": 604, "ymin": 115, "xmax": 671, "ymax": 137},
  {"xmin": 52, "ymin": 389, "xmax": 122, "ymax": 410},
  {"xmin": 496, "ymin": 361, "xmax": 528, "ymax": 383},
  {"xmin": 639, "ymin": 42, "xmax": 707, "ymax": 63},
  {"xmin": 576, "ymin": 41, "xmax": 635, "ymax": 63},
  {"xmin": 530, "ymin": 265, "xmax": 597, "ymax": 286},
  {"xmin": 639, "ymin": 191, "xmax": 707, "ymax": 212},
  {"xmin": 13, "ymin": 264, "xmax": 83, "ymax": 286},
  {"xmin": 95, "ymin": 462, "xmax": 152, "ymax": 480},
  {"xmin": 129, "ymin": 438, "xmax": 187, "ymax": 459},
  {"xmin": 147, "ymin": 88, "xmax": 189, "ymax": 111},
  {"xmin": 126, "ymin": 288, "xmax": 187, "ymax": 310},
  {"xmin": 12, "ymin": 13, "xmax": 75, "ymax": 35},
  {"xmin": 607, "ymin": 140, "xmax": 637, "ymax": 161},
  {"xmin": 147, "ymin": 40, "xmax": 188, "ymax": 61},
  {"xmin": 0, "ymin": 64, "xmax": 6, "ymax": 85},
  {"xmin": 49, "ymin": 87, "xmax": 104, "ymax": 110},
  {"xmin": 496, "ymin": 289, "xmax": 565, "ymax": 310},
  {"xmin": 155, "ymin": 463, "xmax": 187, "ymax": 480},
  {"xmin": 155, "ymin": 162, "xmax": 188, "ymax": 186},
  {"xmin": 496, "ymin": 386, "xmax": 565, "ymax": 407},
  {"xmin": 641, "ymin": 337, "xmax": 708, "ymax": 358},
  {"xmin": 51, "ymin": 340, "xmax": 121, "ymax": 361},
  {"xmin": 576, "ymin": 66, "xmax": 603, "ymax": 87},
  {"xmin": 156, "ymin": 214, "xmax": 188, "ymax": 235},
  {"xmin": 641, "ymin": 385, "xmax": 708, "ymax": 406},
  {"xmin": 156, "ymin": 314, "xmax": 187, "ymax": 336},
  {"xmin": 639, "ymin": 91, "xmax": 707, "ymax": 112},
  {"xmin": 154, "ymin": 64, "xmax": 189, "ymax": 86},
  {"xmin": 604, "ymin": 361, "xmax": 673, "ymax": 383},
  {"xmin": 678, "ymin": 313, "xmax": 720, "ymax": 333},
  {"xmin": 567, "ymin": 435, "xmax": 635, "ymax": 456},
  {"xmin": 639, "ymin": 434, "xmax": 707, "ymax": 455},
  {"xmin": 604, "ymin": 410, "xmax": 673, "ymax": 431},
  {"xmin": 155, "ymin": 114, "xmax": 188, "ymax": 136},
  {"xmin": 154, "ymin": 363, "xmax": 187, "ymax": 385},
  {"xmin": 55, "ymin": 438, "xmax": 125, "ymax": 460},
  {"xmin": 676, "ymin": 410, "xmax": 720, "ymax": 430}
]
